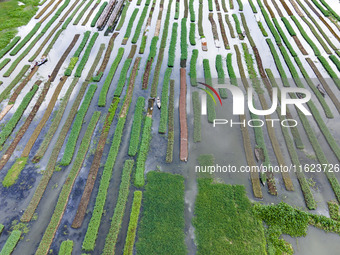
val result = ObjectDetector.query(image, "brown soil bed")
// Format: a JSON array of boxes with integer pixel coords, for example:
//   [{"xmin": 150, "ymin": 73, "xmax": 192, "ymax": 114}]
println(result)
[
  {"xmin": 292, "ymin": 35, "xmax": 308, "ymax": 55},
  {"xmin": 289, "ymin": 0, "xmax": 304, "ymax": 17},
  {"xmin": 50, "ymin": 34, "xmax": 80, "ymax": 82},
  {"xmin": 278, "ymin": 0, "xmax": 293, "ymax": 16},
  {"xmin": 214, "ymin": 0, "xmax": 221, "ymax": 11},
  {"xmin": 82, "ymin": 3, "xmax": 99, "ymax": 26},
  {"xmin": 179, "ymin": 68, "xmax": 188, "ymax": 161},
  {"xmin": 217, "ymin": 13, "xmax": 229, "ymax": 50},
  {"xmin": 39, "ymin": 0, "xmax": 63, "ymax": 23},
  {"xmin": 208, "ymin": 13, "xmax": 219, "ymax": 41},
  {"xmin": 271, "ymin": 0, "xmax": 284, "ymax": 17},
  {"xmin": 97, "ymin": 32, "xmax": 119, "ymax": 74},
  {"xmin": 0, "ymin": 80, "xmax": 47, "ymax": 170},
  {"xmin": 142, "ymin": 59, "xmax": 153, "ymax": 90},
  {"xmin": 263, "ymin": 0, "xmax": 276, "ymax": 17},
  {"xmin": 306, "ymin": 58, "xmax": 340, "ymax": 113},
  {"xmin": 71, "ymin": 97, "xmax": 120, "ymax": 228},
  {"xmin": 35, "ymin": 0, "xmax": 55, "ymax": 19}
]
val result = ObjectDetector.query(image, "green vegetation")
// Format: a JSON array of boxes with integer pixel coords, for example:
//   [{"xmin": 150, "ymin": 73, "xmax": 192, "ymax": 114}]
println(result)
[
  {"xmin": 123, "ymin": 191, "xmax": 143, "ymax": 255},
  {"xmin": 128, "ymin": 97, "xmax": 145, "ymax": 156},
  {"xmin": 60, "ymin": 85, "xmax": 97, "ymax": 165},
  {"xmin": 0, "ymin": 0, "xmax": 39, "ymax": 52},
  {"xmin": 123, "ymin": 8, "xmax": 139, "ymax": 41},
  {"xmin": 329, "ymin": 55, "xmax": 340, "ymax": 72},
  {"xmin": 248, "ymin": 0, "xmax": 257, "ymax": 13},
  {"xmin": 192, "ymin": 91, "xmax": 201, "ymax": 142},
  {"xmin": 74, "ymin": 0, "xmax": 95, "ymax": 25},
  {"xmin": 281, "ymin": 17, "xmax": 296, "ymax": 36},
  {"xmin": 58, "ymin": 240, "xmax": 73, "ymax": 255},
  {"xmin": 208, "ymin": 0, "xmax": 213, "ymax": 11},
  {"xmin": 65, "ymin": 31, "xmax": 91, "ymax": 76},
  {"xmin": 328, "ymin": 201, "xmax": 340, "ymax": 221},
  {"xmin": 168, "ymin": 23, "xmax": 178, "ymax": 67},
  {"xmin": 114, "ymin": 58, "xmax": 132, "ymax": 97},
  {"xmin": 148, "ymin": 36, "xmax": 159, "ymax": 61},
  {"xmin": 236, "ymin": 0, "xmax": 243, "ymax": 11},
  {"xmin": 0, "ymin": 58, "xmax": 10, "ymax": 71},
  {"xmin": 136, "ymin": 172, "xmax": 186, "ymax": 255},
  {"xmin": 181, "ymin": 18, "xmax": 188, "ymax": 60},
  {"xmin": 0, "ymin": 224, "xmax": 3, "ymax": 235},
  {"xmin": 175, "ymin": 2, "xmax": 180, "ymax": 19},
  {"xmin": 0, "ymin": 230, "xmax": 21, "ymax": 255},
  {"xmin": 202, "ymin": 59, "xmax": 216, "ymax": 123},
  {"xmin": 101, "ymin": 160, "xmax": 134, "ymax": 254},
  {"xmin": 232, "ymin": 14, "xmax": 243, "ymax": 38},
  {"xmin": 116, "ymin": 2, "xmax": 130, "ymax": 30},
  {"xmin": 75, "ymin": 32, "xmax": 99, "ymax": 77},
  {"xmin": 91, "ymin": 2, "xmax": 108, "ymax": 27},
  {"xmin": 132, "ymin": 5, "xmax": 149, "ymax": 43},
  {"xmin": 194, "ymin": 180, "xmax": 266, "ymax": 254},
  {"xmin": 139, "ymin": 35, "xmax": 147, "ymax": 54},
  {"xmin": 257, "ymin": 21, "xmax": 268, "ymax": 37},
  {"xmin": 290, "ymin": 16, "xmax": 320, "ymax": 56},
  {"xmin": 189, "ymin": 23, "xmax": 196, "ymax": 45},
  {"xmin": 318, "ymin": 56, "xmax": 340, "ymax": 89},
  {"xmin": 190, "ymin": 49, "xmax": 198, "ymax": 86},
  {"xmin": 3, "ymin": 157, "xmax": 28, "ymax": 187},
  {"xmin": 189, "ymin": 0, "xmax": 195, "ymax": 22},
  {"xmin": 319, "ymin": 0, "xmax": 340, "ymax": 21},
  {"xmin": 134, "ymin": 116, "xmax": 153, "ymax": 187},
  {"xmin": 34, "ymin": 112, "xmax": 100, "ymax": 255},
  {"xmin": 159, "ymin": 68, "xmax": 172, "ymax": 133},
  {"xmin": 98, "ymin": 47, "xmax": 124, "ymax": 106},
  {"xmin": 0, "ymin": 36, "xmax": 20, "ymax": 59},
  {"xmin": 198, "ymin": 4, "xmax": 204, "ymax": 36},
  {"xmin": 215, "ymin": 55, "xmax": 227, "ymax": 98},
  {"xmin": 310, "ymin": 0, "xmax": 330, "ymax": 17},
  {"xmin": 9, "ymin": 23, "xmax": 41, "ymax": 56},
  {"xmin": 257, "ymin": 0, "xmax": 281, "ymax": 44},
  {"xmin": 0, "ymin": 85, "xmax": 38, "ymax": 148},
  {"xmin": 166, "ymin": 81, "xmax": 175, "ymax": 162},
  {"xmin": 272, "ymin": 18, "xmax": 297, "ymax": 57}
]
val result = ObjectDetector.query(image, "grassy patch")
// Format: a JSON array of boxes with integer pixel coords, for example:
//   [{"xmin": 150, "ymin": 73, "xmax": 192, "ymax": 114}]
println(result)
[
  {"xmin": 190, "ymin": 49, "xmax": 198, "ymax": 86},
  {"xmin": 0, "ymin": 230, "xmax": 21, "ymax": 255},
  {"xmin": 136, "ymin": 172, "xmax": 186, "ymax": 255},
  {"xmin": 181, "ymin": 18, "xmax": 188, "ymax": 60},
  {"xmin": 194, "ymin": 180, "xmax": 266, "ymax": 254},
  {"xmin": 192, "ymin": 91, "xmax": 201, "ymax": 142},
  {"xmin": 168, "ymin": 23, "xmax": 178, "ymax": 67},
  {"xmin": 128, "ymin": 97, "xmax": 145, "ymax": 156},
  {"xmin": 91, "ymin": 2, "xmax": 108, "ymax": 27},
  {"xmin": 123, "ymin": 8, "xmax": 139, "ymax": 41},
  {"xmin": 132, "ymin": 5, "xmax": 149, "ymax": 43},
  {"xmin": 159, "ymin": 68, "xmax": 172, "ymax": 133},
  {"xmin": 166, "ymin": 81, "xmax": 175, "ymax": 163},
  {"xmin": 189, "ymin": 22, "xmax": 196, "ymax": 45},
  {"xmin": 58, "ymin": 240, "xmax": 73, "ymax": 255}
]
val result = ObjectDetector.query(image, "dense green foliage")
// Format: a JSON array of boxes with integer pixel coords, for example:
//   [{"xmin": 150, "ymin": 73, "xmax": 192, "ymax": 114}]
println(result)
[
  {"xmin": 192, "ymin": 91, "xmax": 201, "ymax": 142},
  {"xmin": 0, "ymin": 224, "xmax": 3, "ymax": 235},
  {"xmin": 248, "ymin": 0, "xmax": 257, "ymax": 13},
  {"xmin": 189, "ymin": 0, "xmax": 195, "ymax": 22},
  {"xmin": 190, "ymin": 49, "xmax": 198, "ymax": 86},
  {"xmin": 257, "ymin": 21, "xmax": 268, "ymax": 37},
  {"xmin": 123, "ymin": 191, "xmax": 143, "ymax": 255},
  {"xmin": 181, "ymin": 18, "xmax": 188, "ymax": 60},
  {"xmin": 98, "ymin": 47, "xmax": 124, "ymax": 106},
  {"xmin": 34, "ymin": 112, "xmax": 100, "ymax": 255},
  {"xmin": 101, "ymin": 160, "xmax": 134, "ymax": 254},
  {"xmin": 194, "ymin": 180, "xmax": 266, "ymax": 254},
  {"xmin": 318, "ymin": 56, "xmax": 340, "ymax": 89},
  {"xmin": 202, "ymin": 59, "xmax": 216, "ymax": 123},
  {"xmin": 0, "ymin": 58, "xmax": 10, "ymax": 71},
  {"xmin": 91, "ymin": 2, "xmax": 108, "ymax": 27},
  {"xmin": 139, "ymin": 35, "xmax": 147, "ymax": 54},
  {"xmin": 159, "ymin": 68, "xmax": 172, "ymax": 133},
  {"xmin": 116, "ymin": 2, "xmax": 130, "ymax": 30},
  {"xmin": 166, "ymin": 81, "xmax": 175, "ymax": 163},
  {"xmin": 168, "ymin": 23, "xmax": 178, "ymax": 67},
  {"xmin": 215, "ymin": 55, "xmax": 228, "ymax": 98},
  {"xmin": 272, "ymin": 18, "xmax": 297, "ymax": 57},
  {"xmin": 328, "ymin": 201, "xmax": 340, "ymax": 221},
  {"xmin": 73, "ymin": 0, "xmax": 95, "ymax": 25},
  {"xmin": 58, "ymin": 240, "xmax": 73, "ymax": 255},
  {"xmin": 60, "ymin": 84, "xmax": 97, "ymax": 165},
  {"xmin": 148, "ymin": 36, "xmax": 159, "ymax": 61},
  {"xmin": 329, "ymin": 55, "xmax": 340, "ymax": 72},
  {"xmin": 9, "ymin": 23, "xmax": 41, "ymax": 56},
  {"xmin": 0, "ymin": 36, "xmax": 20, "ymax": 59},
  {"xmin": 198, "ymin": 4, "xmax": 204, "ymax": 36},
  {"xmin": 226, "ymin": 53, "xmax": 237, "ymax": 85},
  {"xmin": 310, "ymin": 0, "xmax": 329, "ymax": 17},
  {"xmin": 257, "ymin": 0, "xmax": 281, "ymax": 44},
  {"xmin": 236, "ymin": 0, "xmax": 243, "ymax": 10},
  {"xmin": 208, "ymin": 0, "xmax": 213, "ymax": 11},
  {"xmin": 0, "ymin": 230, "xmax": 21, "ymax": 255},
  {"xmin": 114, "ymin": 58, "xmax": 132, "ymax": 97},
  {"xmin": 124, "ymin": 8, "xmax": 139, "ymax": 40},
  {"xmin": 281, "ymin": 17, "xmax": 296, "ymax": 36},
  {"xmin": 136, "ymin": 172, "xmax": 186, "ymax": 255},
  {"xmin": 175, "ymin": 2, "xmax": 180, "ymax": 19},
  {"xmin": 319, "ymin": 0, "xmax": 340, "ymax": 21},
  {"xmin": 132, "ymin": 5, "xmax": 149, "ymax": 43},
  {"xmin": 189, "ymin": 23, "xmax": 196, "ymax": 45},
  {"xmin": 134, "ymin": 116, "xmax": 153, "ymax": 187},
  {"xmin": 128, "ymin": 97, "xmax": 145, "ymax": 156},
  {"xmin": 0, "ymin": 85, "xmax": 38, "ymax": 148},
  {"xmin": 75, "ymin": 32, "xmax": 99, "ymax": 77},
  {"xmin": 232, "ymin": 14, "xmax": 242, "ymax": 35}
]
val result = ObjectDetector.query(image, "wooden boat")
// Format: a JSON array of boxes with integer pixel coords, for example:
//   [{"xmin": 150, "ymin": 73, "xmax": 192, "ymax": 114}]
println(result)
[
  {"xmin": 259, "ymin": 164, "xmax": 266, "ymax": 186},
  {"xmin": 156, "ymin": 97, "xmax": 161, "ymax": 109},
  {"xmin": 37, "ymin": 56, "xmax": 47, "ymax": 66},
  {"xmin": 317, "ymin": 84, "xmax": 326, "ymax": 97}
]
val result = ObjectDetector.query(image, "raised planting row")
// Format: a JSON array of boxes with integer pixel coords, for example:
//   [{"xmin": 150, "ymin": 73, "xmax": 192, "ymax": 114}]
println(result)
[
  {"xmin": 266, "ymin": 68, "xmax": 316, "ymax": 210},
  {"xmin": 136, "ymin": 172, "xmax": 187, "ymax": 254},
  {"xmin": 0, "ymin": 85, "xmax": 39, "ymax": 149},
  {"xmin": 81, "ymin": 0, "xmax": 101, "ymax": 26},
  {"xmin": 208, "ymin": 0, "xmax": 213, "ymax": 11},
  {"xmin": 166, "ymin": 80, "xmax": 175, "ymax": 163},
  {"xmin": 9, "ymin": 23, "xmax": 41, "ymax": 56},
  {"xmin": 198, "ymin": 3, "xmax": 204, "ymax": 37},
  {"xmin": 192, "ymin": 91, "xmax": 201, "ymax": 142},
  {"xmin": 131, "ymin": 4, "xmax": 150, "ymax": 43},
  {"xmin": 98, "ymin": 47, "xmax": 124, "ymax": 106},
  {"xmin": 180, "ymin": 18, "xmax": 188, "ymax": 62},
  {"xmin": 91, "ymin": 2, "xmax": 108, "ymax": 27},
  {"xmin": 189, "ymin": 23, "xmax": 196, "ymax": 46},
  {"xmin": 123, "ymin": 191, "xmax": 143, "ymax": 255},
  {"xmin": 194, "ymin": 180, "xmax": 266, "ymax": 254},
  {"xmin": 175, "ymin": 0, "xmax": 180, "ymax": 19},
  {"xmin": 0, "ymin": 36, "xmax": 20, "ymax": 59},
  {"xmin": 65, "ymin": 31, "xmax": 91, "ymax": 76},
  {"xmin": 143, "ymin": 36, "xmax": 159, "ymax": 89},
  {"xmin": 100, "ymin": 160, "xmax": 134, "ymax": 254},
  {"xmin": 179, "ymin": 68, "xmax": 188, "ymax": 161},
  {"xmin": 159, "ymin": 68, "xmax": 172, "ymax": 133},
  {"xmin": 134, "ymin": 116, "xmax": 153, "ymax": 187},
  {"xmin": 0, "ymin": 230, "xmax": 21, "ymax": 255},
  {"xmin": 257, "ymin": 21, "xmax": 268, "ymax": 37},
  {"xmin": 58, "ymin": 240, "xmax": 74, "ymax": 255},
  {"xmin": 189, "ymin": 0, "xmax": 195, "ymax": 22},
  {"xmin": 71, "ymin": 98, "xmax": 120, "ymax": 228},
  {"xmin": 128, "ymin": 97, "xmax": 145, "ymax": 156},
  {"xmin": 116, "ymin": 2, "xmax": 130, "ymax": 30},
  {"xmin": 317, "ymin": 56, "xmax": 340, "ymax": 89},
  {"xmin": 202, "ymin": 59, "xmax": 216, "ymax": 123},
  {"xmin": 232, "ymin": 14, "xmax": 244, "ymax": 40},
  {"xmin": 74, "ymin": 0, "xmax": 96, "ymax": 25},
  {"xmin": 328, "ymin": 200, "xmax": 340, "ymax": 221},
  {"xmin": 217, "ymin": 13, "xmax": 230, "ymax": 49},
  {"xmin": 236, "ymin": 0, "xmax": 243, "ymax": 10},
  {"xmin": 168, "ymin": 23, "xmax": 178, "ymax": 67},
  {"xmin": 215, "ymin": 54, "xmax": 228, "ymax": 98},
  {"xmin": 190, "ymin": 49, "xmax": 198, "ymax": 86},
  {"xmin": 34, "ymin": 112, "xmax": 101, "ymax": 255},
  {"xmin": 122, "ymin": 8, "xmax": 139, "ymax": 44},
  {"xmin": 75, "ymin": 32, "xmax": 99, "ymax": 77},
  {"xmin": 0, "ymin": 59, "xmax": 10, "ymax": 71},
  {"xmin": 318, "ymin": 0, "xmax": 340, "ymax": 21},
  {"xmin": 60, "ymin": 84, "xmax": 97, "ymax": 165}
]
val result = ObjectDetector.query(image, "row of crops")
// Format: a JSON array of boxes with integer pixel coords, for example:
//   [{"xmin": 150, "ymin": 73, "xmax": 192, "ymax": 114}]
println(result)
[{"xmin": 0, "ymin": 0, "xmax": 339, "ymax": 254}]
